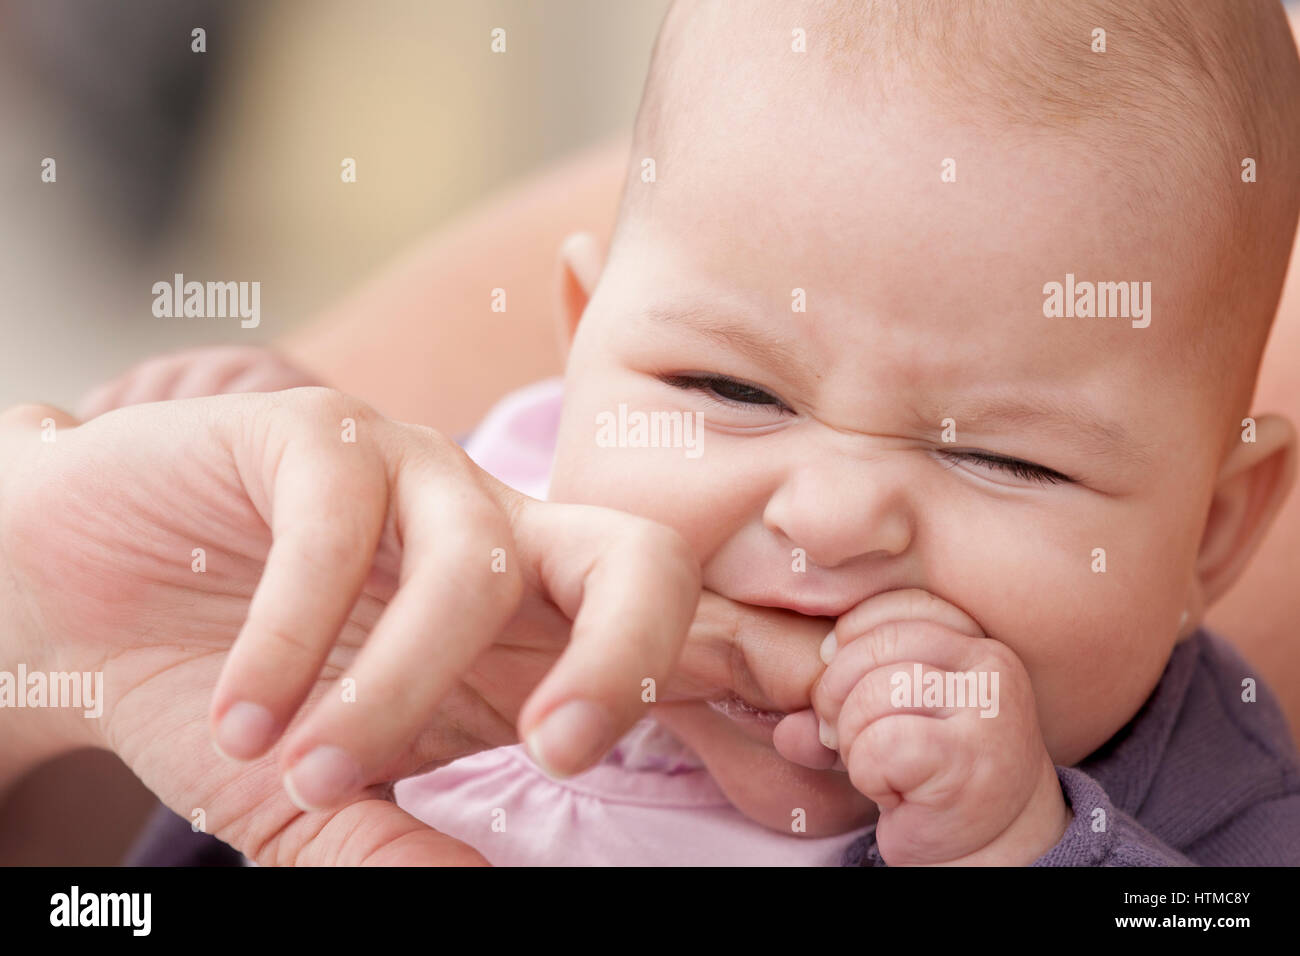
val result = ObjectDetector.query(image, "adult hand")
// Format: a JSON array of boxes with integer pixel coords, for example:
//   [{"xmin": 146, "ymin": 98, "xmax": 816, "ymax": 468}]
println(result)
[{"xmin": 0, "ymin": 391, "xmax": 824, "ymax": 864}]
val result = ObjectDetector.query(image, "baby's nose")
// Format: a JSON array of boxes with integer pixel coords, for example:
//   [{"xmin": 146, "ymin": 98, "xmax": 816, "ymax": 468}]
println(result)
[{"xmin": 762, "ymin": 462, "xmax": 913, "ymax": 569}]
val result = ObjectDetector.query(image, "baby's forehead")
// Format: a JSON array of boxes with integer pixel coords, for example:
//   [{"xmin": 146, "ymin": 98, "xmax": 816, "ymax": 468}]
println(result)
[{"xmin": 622, "ymin": 0, "xmax": 1294, "ymax": 428}]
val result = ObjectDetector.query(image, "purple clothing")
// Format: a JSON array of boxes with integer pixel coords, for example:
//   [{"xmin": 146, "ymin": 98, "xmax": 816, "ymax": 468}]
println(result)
[{"xmin": 842, "ymin": 628, "xmax": 1300, "ymax": 866}]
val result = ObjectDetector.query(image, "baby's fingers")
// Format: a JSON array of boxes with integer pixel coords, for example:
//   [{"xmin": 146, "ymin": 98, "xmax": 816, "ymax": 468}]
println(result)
[
  {"xmin": 813, "ymin": 620, "xmax": 979, "ymax": 741},
  {"xmin": 772, "ymin": 709, "xmax": 840, "ymax": 769},
  {"xmin": 845, "ymin": 714, "xmax": 954, "ymax": 811},
  {"xmin": 826, "ymin": 588, "xmax": 982, "ymax": 660},
  {"xmin": 830, "ymin": 658, "xmax": 969, "ymax": 757}
]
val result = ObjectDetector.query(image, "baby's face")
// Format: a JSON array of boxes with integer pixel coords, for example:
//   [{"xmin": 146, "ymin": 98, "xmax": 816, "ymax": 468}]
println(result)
[{"xmin": 548, "ymin": 81, "xmax": 1230, "ymax": 834}]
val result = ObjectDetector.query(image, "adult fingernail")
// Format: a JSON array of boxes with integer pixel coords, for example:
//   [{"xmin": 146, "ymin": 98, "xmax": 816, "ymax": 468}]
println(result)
[
  {"xmin": 283, "ymin": 746, "xmax": 362, "ymax": 811},
  {"xmin": 820, "ymin": 630, "xmax": 837, "ymax": 664},
  {"xmin": 524, "ymin": 700, "xmax": 615, "ymax": 779},
  {"xmin": 819, "ymin": 718, "xmax": 838, "ymax": 750},
  {"xmin": 214, "ymin": 701, "xmax": 276, "ymax": 760}
]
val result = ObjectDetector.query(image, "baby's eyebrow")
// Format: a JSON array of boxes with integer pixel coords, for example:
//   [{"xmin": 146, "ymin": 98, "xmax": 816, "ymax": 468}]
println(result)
[
  {"xmin": 933, "ymin": 394, "xmax": 1151, "ymax": 466},
  {"xmin": 642, "ymin": 304, "xmax": 808, "ymax": 379}
]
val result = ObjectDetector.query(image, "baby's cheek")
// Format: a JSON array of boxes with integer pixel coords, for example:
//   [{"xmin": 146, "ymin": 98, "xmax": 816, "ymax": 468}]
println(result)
[
  {"xmin": 1033, "ymin": 624, "xmax": 1177, "ymax": 765},
  {"xmin": 967, "ymin": 558, "xmax": 1179, "ymax": 765},
  {"xmin": 927, "ymin": 496, "xmax": 1183, "ymax": 766}
]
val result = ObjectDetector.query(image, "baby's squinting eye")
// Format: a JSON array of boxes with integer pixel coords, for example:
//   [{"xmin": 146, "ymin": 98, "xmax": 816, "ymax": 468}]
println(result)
[
  {"xmin": 940, "ymin": 450, "xmax": 1075, "ymax": 485},
  {"xmin": 661, "ymin": 374, "xmax": 790, "ymax": 412},
  {"xmin": 658, "ymin": 376, "xmax": 1072, "ymax": 483}
]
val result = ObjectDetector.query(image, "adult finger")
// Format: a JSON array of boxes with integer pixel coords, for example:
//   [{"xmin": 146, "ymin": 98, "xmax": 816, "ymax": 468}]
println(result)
[
  {"xmin": 276, "ymin": 439, "xmax": 524, "ymax": 810},
  {"xmin": 115, "ymin": 354, "xmax": 191, "ymax": 408},
  {"xmin": 209, "ymin": 394, "xmax": 389, "ymax": 761},
  {"xmin": 671, "ymin": 591, "xmax": 831, "ymax": 714},
  {"xmin": 169, "ymin": 347, "xmax": 274, "ymax": 399},
  {"xmin": 508, "ymin": 497, "xmax": 702, "ymax": 778},
  {"xmin": 292, "ymin": 800, "xmax": 492, "ymax": 867}
]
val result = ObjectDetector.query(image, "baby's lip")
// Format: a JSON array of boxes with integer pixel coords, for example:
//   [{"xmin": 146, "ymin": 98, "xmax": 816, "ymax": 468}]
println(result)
[
  {"xmin": 706, "ymin": 694, "xmax": 787, "ymax": 724},
  {"xmin": 730, "ymin": 591, "xmax": 860, "ymax": 620}
]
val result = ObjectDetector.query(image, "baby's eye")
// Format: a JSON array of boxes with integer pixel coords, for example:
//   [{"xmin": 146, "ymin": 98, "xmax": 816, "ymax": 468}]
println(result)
[
  {"xmin": 661, "ymin": 374, "xmax": 790, "ymax": 412},
  {"xmin": 941, "ymin": 450, "xmax": 1075, "ymax": 485}
]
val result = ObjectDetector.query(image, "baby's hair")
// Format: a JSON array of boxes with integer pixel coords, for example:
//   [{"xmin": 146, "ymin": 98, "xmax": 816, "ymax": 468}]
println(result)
[{"xmin": 615, "ymin": 0, "xmax": 1300, "ymax": 425}]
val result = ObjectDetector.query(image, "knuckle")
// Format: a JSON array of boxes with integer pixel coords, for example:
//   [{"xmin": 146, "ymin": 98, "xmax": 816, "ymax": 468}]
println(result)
[
  {"xmin": 726, "ymin": 629, "xmax": 758, "ymax": 702},
  {"xmin": 290, "ymin": 385, "xmax": 340, "ymax": 407},
  {"xmin": 436, "ymin": 524, "xmax": 501, "ymax": 580},
  {"xmin": 629, "ymin": 520, "xmax": 701, "ymax": 590},
  {"xmin": 469, "ymin": 533, "xmax": 524, "ymax": 611},
  {"xmin": 291, "ymin": 521, "xmax": 372, "ymax": 575},
  {"xmin": 400, "ymin": 422, "xmax": 459, "ymax": 457},
  {"xmin": 287, "ymin": 385, "xmax": 373, "ymax": 422},
  {"xmin": 863, "ymin": 619, "xmax": 903, "ymax": 671},
  {"xmin": 456, "ymin": 492, "xmax": 509, "ymax": 538},
  {"xmin": 251, "ymin": 617, "xmax": 322, "ymax": 663},
  {"xmin": 864, "ymin": 712, "xmax": 908, "ymax": 757},
  {"xmin": 838, "ymin": 677, "xmax": 880, "ymax": 742},
  {"xmin": 839, "ymin": 675, "xmax": 871, "ymax": 725}
]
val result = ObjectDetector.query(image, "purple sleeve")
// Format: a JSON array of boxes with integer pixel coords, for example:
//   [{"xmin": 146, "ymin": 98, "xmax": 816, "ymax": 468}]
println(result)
[
  {"xmin": 841, "ymin": 768, "xmax": 1197, "ymax": 867},
  {"xmin": 1031, "ymin": 767, "xmax": 1193, "ymax": 866}
]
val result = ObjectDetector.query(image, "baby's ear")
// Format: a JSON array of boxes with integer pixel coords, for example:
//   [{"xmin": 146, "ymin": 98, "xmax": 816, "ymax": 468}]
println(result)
[
  {"xmin": 1194, "ymin": 413, "xmax": 1297, "ymax": 609},
  {"xmin": 553, "ymin": 231, "xmax": 605, "ymax": 357}
]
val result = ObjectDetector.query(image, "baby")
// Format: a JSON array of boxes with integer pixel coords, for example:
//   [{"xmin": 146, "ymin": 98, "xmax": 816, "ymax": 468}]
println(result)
[{"xmin": 90, "ymin": 0, "xmax": 1300, "ymax": 865}]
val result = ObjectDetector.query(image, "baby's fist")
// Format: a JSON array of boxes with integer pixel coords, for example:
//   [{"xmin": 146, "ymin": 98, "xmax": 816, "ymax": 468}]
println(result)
[{"xmin": 815, "ymin": 590, "xmax": 1069, "ymax": 865}]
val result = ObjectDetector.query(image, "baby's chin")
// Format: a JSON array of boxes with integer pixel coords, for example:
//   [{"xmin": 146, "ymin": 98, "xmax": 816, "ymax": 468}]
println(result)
[{"xmin": 653, "ymin": 702, "xmax": 878, "ymax": 836}]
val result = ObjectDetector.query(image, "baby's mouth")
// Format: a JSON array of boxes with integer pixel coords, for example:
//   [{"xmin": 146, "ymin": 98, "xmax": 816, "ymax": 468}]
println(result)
[{"xmin": 706, "ymin": 695, "xmax": 787, "ymax": 726}]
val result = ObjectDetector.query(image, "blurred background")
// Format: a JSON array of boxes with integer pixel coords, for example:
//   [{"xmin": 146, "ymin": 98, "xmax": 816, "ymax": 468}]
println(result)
[
  {"xmin": 6, "ymin": 0, "xmax": 1300, "ymax": 869},
  {"xmin": 0, "ymin": 0, "xmax": 669, "ymax": 864},
  {"xmin": 0, "ymin": 0, "xmax": 670, "ymax": 410}
]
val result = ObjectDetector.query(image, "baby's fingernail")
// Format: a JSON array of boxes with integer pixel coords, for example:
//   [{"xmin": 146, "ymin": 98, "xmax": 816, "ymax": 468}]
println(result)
[
  {"xmin": 214, "ymin": 701, "xmax": 276, "ymax": 760},
  {"xmin": 820, "ymin": 630, "xmax": 837, "ymax": 664},
  {"xmin": 819, "ymin": 718, "xmax": 838, "ymax": 750},
  {"xmin": 283, "ymin": 746, "xmax": 362, "ymax": 811},
  {"xmin": 525, "ymin": 700, "xmax": 615, "ymax": 779}
]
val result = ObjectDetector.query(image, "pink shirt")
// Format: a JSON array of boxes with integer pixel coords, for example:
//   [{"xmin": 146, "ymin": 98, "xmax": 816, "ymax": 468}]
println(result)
[{"xmin": 394, "ymin": 379, "xmax": 860, "ymax": 865}]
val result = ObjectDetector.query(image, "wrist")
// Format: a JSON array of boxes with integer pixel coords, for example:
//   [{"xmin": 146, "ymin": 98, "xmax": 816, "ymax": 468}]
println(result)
[
  {"xmin": 0, "ymin": 597, "xmax": 104, "ymax": 792},
  {"xmin": 944, "ymin": 759, "xmax": 1071, "ymax": 866},
  {"xmin": 0, "ymin": 448, "xmax": 104, "ymax": 791}
]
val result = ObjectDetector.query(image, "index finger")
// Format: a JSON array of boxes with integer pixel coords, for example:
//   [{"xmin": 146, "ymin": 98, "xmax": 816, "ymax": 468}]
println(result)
[{"xmin": 506, "ymin": 499, "xmax": 701, "ymax": 778}]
